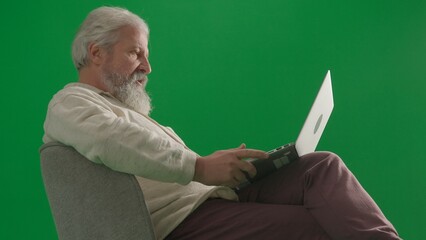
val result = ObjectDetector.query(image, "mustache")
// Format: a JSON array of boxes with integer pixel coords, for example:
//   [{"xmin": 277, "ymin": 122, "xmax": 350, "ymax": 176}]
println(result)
[{"xmin": 130, "ymin": 71, "xmax": 148, "ymax": 83}]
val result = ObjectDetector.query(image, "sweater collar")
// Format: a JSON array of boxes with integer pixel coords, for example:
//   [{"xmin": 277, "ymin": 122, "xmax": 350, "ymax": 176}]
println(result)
[{"xmin": 65, "ymin": 82, "xmax": 114, "ymax": 97}]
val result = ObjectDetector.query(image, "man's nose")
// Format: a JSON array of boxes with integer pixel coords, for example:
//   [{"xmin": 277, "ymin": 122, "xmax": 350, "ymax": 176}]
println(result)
[{"xmin": 139, "ymin": 57, "xmax": 151, "ymax": 75}]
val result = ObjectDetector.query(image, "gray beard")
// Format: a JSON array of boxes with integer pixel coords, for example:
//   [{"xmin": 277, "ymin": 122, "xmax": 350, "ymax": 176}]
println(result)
[{"xmin": 101, "ymin": 71, "xmax": 152, "ymax": 115}]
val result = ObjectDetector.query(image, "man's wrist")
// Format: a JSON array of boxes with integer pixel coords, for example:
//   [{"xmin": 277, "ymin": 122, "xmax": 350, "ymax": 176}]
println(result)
[{"xmin": 193, "ymin": 156, "xmax": 205, "ymax": 183}]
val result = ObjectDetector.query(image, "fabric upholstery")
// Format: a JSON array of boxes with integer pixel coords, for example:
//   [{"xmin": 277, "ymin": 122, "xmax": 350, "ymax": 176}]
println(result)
[{"xmin": 40, "ymin": 142, "xmax": 156, "ymax": 240}]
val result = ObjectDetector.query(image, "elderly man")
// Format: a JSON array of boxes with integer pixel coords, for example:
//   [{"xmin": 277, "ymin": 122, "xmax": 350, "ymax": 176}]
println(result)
[{"xmin": 43, "ymin": 6, "xmax": 400, "ymax": 240}]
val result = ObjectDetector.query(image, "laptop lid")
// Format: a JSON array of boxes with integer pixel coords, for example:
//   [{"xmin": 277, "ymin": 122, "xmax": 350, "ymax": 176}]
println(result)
[{"xmin": 295, "ymin": 70, "xmax": 334, "ymax": 156}]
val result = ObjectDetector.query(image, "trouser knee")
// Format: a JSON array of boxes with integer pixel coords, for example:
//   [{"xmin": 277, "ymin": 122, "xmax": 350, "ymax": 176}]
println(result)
[{"xmin": 300, "ymin": 151, "xmax": 344, "ymax": 170}]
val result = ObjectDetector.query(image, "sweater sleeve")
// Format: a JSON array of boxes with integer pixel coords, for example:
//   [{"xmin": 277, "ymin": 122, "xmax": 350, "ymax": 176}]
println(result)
[{"xmin": 43, "ymin": 91, "xmax": 197, "ymax": 185}]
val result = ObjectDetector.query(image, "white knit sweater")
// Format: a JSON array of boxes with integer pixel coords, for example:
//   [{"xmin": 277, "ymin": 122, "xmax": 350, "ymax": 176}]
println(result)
[{"xmin": 43, "ymin": 82, "xmax": 238, "ymax": 239}]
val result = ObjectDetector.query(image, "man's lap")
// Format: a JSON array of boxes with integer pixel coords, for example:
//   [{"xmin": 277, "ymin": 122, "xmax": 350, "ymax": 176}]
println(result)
[
  {"xmin": 166, "ymin": 198, "xmax": 331, "ymax": 240},
  {"xmin": 166, "ymin": 152, "xmax": 336, "ymax": 240}
]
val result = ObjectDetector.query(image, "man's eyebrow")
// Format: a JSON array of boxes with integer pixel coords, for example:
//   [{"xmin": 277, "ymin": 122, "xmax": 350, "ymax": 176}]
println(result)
[{"xmin": 133, "ymin": 45, "xmax": 148, "ymax": 52}]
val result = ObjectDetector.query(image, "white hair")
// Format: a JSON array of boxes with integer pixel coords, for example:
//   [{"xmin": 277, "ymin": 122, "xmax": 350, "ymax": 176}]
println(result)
[{"xmin": 72, "ymin": 6, "xmax": 149, "ymax": 70}]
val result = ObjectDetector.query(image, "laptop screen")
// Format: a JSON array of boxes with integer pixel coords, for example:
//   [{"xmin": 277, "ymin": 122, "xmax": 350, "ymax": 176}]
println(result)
[{"xmin": 295, "ymin": 70, "xmax": 334, "ymax": 156}]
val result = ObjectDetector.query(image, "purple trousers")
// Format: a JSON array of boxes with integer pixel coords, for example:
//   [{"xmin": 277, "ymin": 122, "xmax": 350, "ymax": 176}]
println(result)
[{"xmin": 166, "ymin": 152, "xmax": 400, "ymax": 239}]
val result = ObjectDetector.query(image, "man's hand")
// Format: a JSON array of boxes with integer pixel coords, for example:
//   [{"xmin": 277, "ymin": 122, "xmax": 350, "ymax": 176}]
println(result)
[{"xmin": 193, "ymin": 144, "xmax": 269, "ymax": 188}]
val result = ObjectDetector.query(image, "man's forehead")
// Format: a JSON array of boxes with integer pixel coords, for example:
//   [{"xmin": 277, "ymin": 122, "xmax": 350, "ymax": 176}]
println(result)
[{"xmin": 116, "ymin": 25, "xmax": 149, "ymax": 47}]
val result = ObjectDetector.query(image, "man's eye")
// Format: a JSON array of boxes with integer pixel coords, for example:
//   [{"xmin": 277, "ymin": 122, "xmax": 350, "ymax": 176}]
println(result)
[{"xmin": 130, "ymin": 51, "xmax": 139, "ymax": 58}]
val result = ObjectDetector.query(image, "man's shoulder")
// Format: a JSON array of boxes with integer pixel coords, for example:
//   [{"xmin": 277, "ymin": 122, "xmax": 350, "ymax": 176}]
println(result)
[
  {"xmin": 60, "ymin": 82, "xmax": 103, "ymax": 96},
  {"xmin": 48, "ymin": 82, "xmax": 114, "ymax": 112},
  {"xmin": 48, "ymin": 82, "xmax": 109, "ymax": 108}
]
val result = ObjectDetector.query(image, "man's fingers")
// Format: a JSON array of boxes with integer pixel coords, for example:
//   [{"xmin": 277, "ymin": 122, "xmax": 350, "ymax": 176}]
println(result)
[
  {"xmin": 233, "ymin": 170, "xmax": 248, "ymax": 183},
  {"xmin": 234, "ymin": 148, "xmax": 269, "ymax": 159},
  {"xmin": 233, "ymin": 148, "xmax": 268, "ymax": 178},
  {"xmin": 225, "ymin": 169, "xmax": 249, "ymax": 188},
  {"xmin": 236, "ymin": 160, "xmax": 257, "ymax": 178},
  {"xmin": 237, "ymin": 143, "xmax": 246, "ymax": 149}
]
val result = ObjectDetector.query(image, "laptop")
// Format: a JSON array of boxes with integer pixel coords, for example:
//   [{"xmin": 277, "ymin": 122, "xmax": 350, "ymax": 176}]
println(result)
[{"xmin": 237, "ymin": 70, "xmax": 334, "ymax": 188}]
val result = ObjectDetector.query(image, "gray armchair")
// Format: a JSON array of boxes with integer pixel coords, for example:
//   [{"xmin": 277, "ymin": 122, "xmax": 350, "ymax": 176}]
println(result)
[{"xmin": 40, "ymin": 142, "xmax": 156, "ymax": 240}]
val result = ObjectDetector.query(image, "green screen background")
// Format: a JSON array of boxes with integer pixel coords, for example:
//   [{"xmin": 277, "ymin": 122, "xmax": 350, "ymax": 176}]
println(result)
[{"xmin": 1, "ymin": 0, "xmax": 425, "ymax": 239}]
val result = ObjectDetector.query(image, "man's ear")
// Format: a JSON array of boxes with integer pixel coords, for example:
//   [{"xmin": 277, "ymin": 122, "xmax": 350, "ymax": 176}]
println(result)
[{"xmin": 88, "ymin": 43, "xmax": 105, "ymax": 66}]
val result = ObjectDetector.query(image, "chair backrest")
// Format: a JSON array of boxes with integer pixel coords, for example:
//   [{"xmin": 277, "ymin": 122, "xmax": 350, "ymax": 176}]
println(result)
[{"xmin": 40, "ymin": 142, "xmax": 156, "ymax": 240}]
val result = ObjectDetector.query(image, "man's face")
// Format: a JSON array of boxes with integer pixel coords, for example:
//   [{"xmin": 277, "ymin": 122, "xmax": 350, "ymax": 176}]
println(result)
[{"xmin": 101, "ymin": 25, "xmax": 152, "ymax": 115}]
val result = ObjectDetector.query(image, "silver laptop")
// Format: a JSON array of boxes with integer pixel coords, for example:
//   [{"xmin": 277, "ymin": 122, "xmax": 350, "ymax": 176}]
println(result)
[
  {"xmin": 238, "ymin": 70, "xmax": 334, "ymax": 188},
  {"xmin": 296, "ymin": 70, "xmax": 334, "ymax": 156}
]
